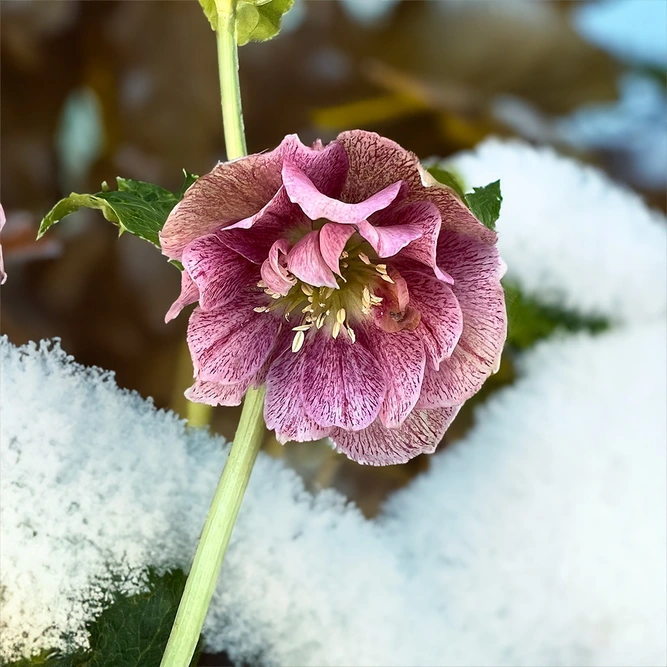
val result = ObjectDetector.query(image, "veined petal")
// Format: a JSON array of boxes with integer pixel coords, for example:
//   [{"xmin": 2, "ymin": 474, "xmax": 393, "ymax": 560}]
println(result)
[
  {"xmin": 165, "ymin": 270, "xmax": 199, "ymax": 323},
  {"xmin": 187, "ymin": 299, "xmax": 281, "ymax": 385},
  {"xmin": 418, "ymin": 232, "xmax": 506, "ymax": 407},
  {"xmin": 337, "ymin": 130, "xmax": 493, "ymax": 243},
  {"xmin": 182, "ymin": 233, "xmax": 258, "ymax": 311},
  {"xmin": 282, "ymin": 159, "xmax": 402, "ymax": 224},
  {"xmin": 300, "ymin": 335, "xmax": 386, "ymax": 431},
  {"xmin": 264, "ymin": 347, "xmax": 332, "ymax": 443},
  {"xmin": 355, "ymin": 219, "xmax": 423, "ymax": 259},
  {"xmin": 160, "ymin": 135, "xmax": 347, "ymax": 261},
  {"xmin": 319, "ymin": 223, "xmax": 355, "ymax": 275},
  {"xmin": 286, "ymin": 230, "xmax": 338, "ymax": 288},
  {"xmin": 368, "ymin": 200, "xmax": 452, "ymax": 282},
  {"xmin": 330, "ymin": 406, "xmax": 460, "ymax": 466},
  {"xmin": 185, "ymin": 379, "xmax": 248, "ymax": 407},
  {"xmin": 364, "ymin": 326, "xmax": 426, "ymax": 428},
  {"xmin": 402, "ymin": 268, "xmax": 464, "ymax": 369}
]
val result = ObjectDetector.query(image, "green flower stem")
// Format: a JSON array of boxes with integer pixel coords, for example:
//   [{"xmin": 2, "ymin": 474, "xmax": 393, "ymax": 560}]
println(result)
[
  {"xmin": 217, "ymin": 0, "xmax": 247, "ymax": 160},
  {"xmin": 161, "ymin": 387, "xmax": 266, "ymax": 667},
  {"xmin": 162, "ymin": 3, "xmax": 261, "ymax": 665}
]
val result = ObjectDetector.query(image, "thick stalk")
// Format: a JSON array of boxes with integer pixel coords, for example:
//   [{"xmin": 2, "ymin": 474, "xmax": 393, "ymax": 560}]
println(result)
[
  {"xmin": 161, "ymin": 387, "xmax": 266, "ymax": 667},
  {"xmin": 217, "ymin": 0, "xmax": 247, "ymax": 160}
]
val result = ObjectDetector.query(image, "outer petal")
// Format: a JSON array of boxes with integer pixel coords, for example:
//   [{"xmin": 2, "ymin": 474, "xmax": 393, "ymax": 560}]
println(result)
[
  {"xmin": 417, "ymin": 233, "xmax": 506, "ymax": 407},
  {"xmin": 182, "ymin": 233, "xmax": 258, "ymax": 311},
  {"xmin": 165, "ymin": 269, "xmax": 199, "ymax": 323},
  {"xmin": 161, "ymin": 148, "xmax": 283, "ymax": 261},
  {"xmin": 319, "ymin": 223, "xmax": 355, "ymax": 275},
  {"xmin": 367, "ymin": 200, "xmax": 452, "ymax": 282},
  {"xmin": 286, "ymin": 230, "xmax": 338, "ymax": 288},
  {"xmin": 185, "ymin": 379, "xmax": 248, "ymax": 407},
  {"xmin": 364, "ymin": 326, "xmax": 426, "ymax": 428},
  {"xmin": 337, "ymin": 130, "xmax": 494, "ymax": 243},
  {"xmin": 282, "ymin": 160, "xmax": 402, "ymax": 224},
  {"xmin": 264, "ymin": 347, "xmax": 332, "ymax": 443},
  {"xmin": 402, "ymin": 268, "xmax": 464, "ymax": 369},
  {"xmin": 300, "ymin": 335, "xmax": 386, "ymax": 431},
  {"xmin": 0, "ymin": 204, "xmax": 6, "ymax": 285},
  {"xmin": 187, "ymin": 298, "xmax": 281, "ymax": 385},
  {"xmin": 330, "ymin": 406, "xmax": 460, "ymax": 466},
  {"xmin": 160, "ymin": 135, "xmax": 347, "ymax": 260}
]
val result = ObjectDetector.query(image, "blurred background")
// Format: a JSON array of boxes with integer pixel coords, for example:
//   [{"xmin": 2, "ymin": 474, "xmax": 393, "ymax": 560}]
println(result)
[{"xmin": 1, "ymin": 0, "xmax": 666, "ymax": 518}]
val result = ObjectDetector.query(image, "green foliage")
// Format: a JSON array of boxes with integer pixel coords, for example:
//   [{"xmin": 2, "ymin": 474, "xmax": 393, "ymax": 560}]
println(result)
[
  {"xmin": 38, "ymin": 172, "xmax": 197, "ymax": 248},
  {"xmin": 237, "ymin": 0, "xmax": 294, "ymax": 46},
  {"xmin": 4, "ymin": 570, "xmax": 200, "ymax": 667},
  {"xmin": 427, "ymin": 167, "xmax": 502, "ymax": 231},
  {"xmin": 199, "ymin": 0, "xmax": 294, "ymax": 45},
  {"xmin": 464, "ymin": 180, "xmax": 502, "ymax": 231},
  {"xmin": 504, "ymin": 281, "xmax": 608, "ymax": 350},
  {"xmin": 426, "ymin": 166, "xmax": 466, "ymax": 200}
]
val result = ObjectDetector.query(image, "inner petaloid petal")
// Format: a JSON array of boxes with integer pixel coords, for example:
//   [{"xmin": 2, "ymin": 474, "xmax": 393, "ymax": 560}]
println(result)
[
  {"xmin": 282, "ymin": 159, "xmax": 403, "ymax": 225},
  {"xmin": 286, "ymin": 230, "xmax": 338, "ymax": 289}
]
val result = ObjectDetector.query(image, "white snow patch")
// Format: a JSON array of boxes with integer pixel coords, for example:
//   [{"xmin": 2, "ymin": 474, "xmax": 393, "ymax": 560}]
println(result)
[
  {"xmin": 450, "ymin": 139, "xmax": 667, "ymax": 324},
  {"xmin": 2, "ymin": 324, "xmax": 665, "ymax": 665}
]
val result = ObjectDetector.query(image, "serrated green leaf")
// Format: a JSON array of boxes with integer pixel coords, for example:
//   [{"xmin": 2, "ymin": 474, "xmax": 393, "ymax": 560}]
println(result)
[
  {"xmin": 38, "ymin": 172, "xmax": 197, "ymax": 249},
  {"xmin": 5, "ymin": 570, "xmax": 201, "ymax": 667},
  {"xmin": 426, "ymin": 166, "xmax": 466, "ymax": 200},
  {"xmin": 504, "ymin": 281, "xmax": 608, "ymax": 350},
  {"xmin": 464, "ymin": 180, "xmax": 502, "ymax": 231},
  {"xmin": 237, "ymin": 0, "xmax": 294, "ymax": 45}
]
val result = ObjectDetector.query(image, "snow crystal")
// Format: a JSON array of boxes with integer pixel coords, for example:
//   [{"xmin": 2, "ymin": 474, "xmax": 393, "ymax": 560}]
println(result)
[{"xmin": 450, "ymin": 139, "xmax": 667, "ymax": 324}]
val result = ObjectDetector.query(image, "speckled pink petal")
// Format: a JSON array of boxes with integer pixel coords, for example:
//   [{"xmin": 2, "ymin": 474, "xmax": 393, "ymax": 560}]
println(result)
[
  {"xmin": 319, "ymin": 223, "xmax": 355, "ymax": 275},
  {"xmin": 261, "ymin": 239, "xmax": 295, "ymax": 296},
  {"xmin": 402, "ymin": 268, "xmax": 463, "ymax": 369},
  {"xmin": 300, "ymin": 335, "xmax": 386, "ymax": 430},
  {"xmin": 165, "ymin": 270, "xmax": 199, "ymax": 322},
  {"xmin": 182, "ymin": 233, "xmax": 258, "ymax": 311},
  {"xmin": 187, "ymin": 299, "xmax": 281, "ymax": 385},
  {"xmin": 161, "ymin": 149, "xmax": 282, "ymax": 261},
  {"xmin": 337, "ymin": 130, "xmax": 422, "ymax": 203},
  {"xmin": 1, "ymin": 204, "xmax": 8, "ymax": 286},
  {"xmin": 368, "ymin": 200, "xmax": 452, "ymax": 282},
  {"xmin": 282, "ymin": 159, "xmax": 402, "ymax": 224},
  {"xmin": 160, "ymin": 135, "xmax": 347, "ymax": 261},
  {"xmin": 264, "ymin": 346, "xmax": 333, "ymax": 443},
  {"xmin": 418, "ymin": 233, "xmax": 506, "ymax": 407},
  {"xmin": 286, "ymin": 230, "xmax": 338, "ymax": 288},
  {"xmin": 185, "ymin": 378, "xmax": 249, "ymax": 407},
  {"xmin": 364, "ymin": 326, "xmax": 426, "ymax": 428},
  {"xmin": 330, "ymin": 406, "xmax": 460, "ymax": 466},
  {"xmin": 337, "ymin": 130, "xmax": 494, "ymax": 243}
]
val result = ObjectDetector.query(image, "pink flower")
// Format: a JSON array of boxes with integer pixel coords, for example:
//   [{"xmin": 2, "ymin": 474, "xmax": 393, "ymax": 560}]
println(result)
[
  {"xmin": 161, "ymin": 131, "xmax": 506, "ymax": 465},
  {"xmin": 0, "ymin": 204, "xmax": 6, "ymax": 285}
]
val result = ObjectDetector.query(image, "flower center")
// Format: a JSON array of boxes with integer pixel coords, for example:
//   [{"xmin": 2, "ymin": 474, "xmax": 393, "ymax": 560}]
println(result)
[{"xmin": 254, "ymin": 243, "xmax": 394, "ymax": 353}]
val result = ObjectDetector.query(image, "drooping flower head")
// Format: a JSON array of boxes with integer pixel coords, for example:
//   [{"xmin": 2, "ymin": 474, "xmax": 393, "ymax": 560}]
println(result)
[
  {"xmin": 161, "ymin": 131, "xmax": 506, "ymax": 465},
  {"xmin": 0, "ymin": 204, "xmax": 6, "ymax": 285}
]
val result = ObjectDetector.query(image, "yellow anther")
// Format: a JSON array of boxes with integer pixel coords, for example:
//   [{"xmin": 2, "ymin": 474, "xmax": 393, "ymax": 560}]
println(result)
[
  {"xmin": 292, "ymin": 330, "xmax": 305, "ymax": 353},
  {"xmin": 332, "ymin": 321, "xmax": 341, "ymax": 339},
  {"xmin": 336, "ymin": 308, "xmax": 346, "ymax": 324},
  {"xmin": 301, "ymin": 283, "xmax": 313, "ymax": 296}
]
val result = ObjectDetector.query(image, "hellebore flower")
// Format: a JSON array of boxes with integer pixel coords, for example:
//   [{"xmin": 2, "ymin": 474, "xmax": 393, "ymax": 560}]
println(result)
[
  {"xmin": 161, "ymin": 131, "xmax": 506, "ymax": 465},
  {"xmin": 0, "ymin": 204, "xmax": 6, "ymax": 285}
]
